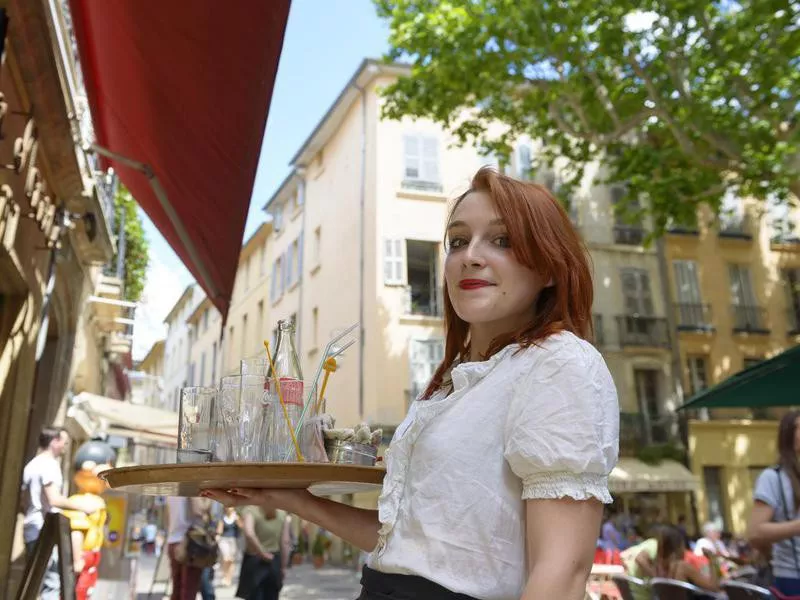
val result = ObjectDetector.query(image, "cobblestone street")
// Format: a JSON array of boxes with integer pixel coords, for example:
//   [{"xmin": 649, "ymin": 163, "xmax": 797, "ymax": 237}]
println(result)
[{"xmin": 131, "ymin": 554, "xmax": 362, "ymax": 600}]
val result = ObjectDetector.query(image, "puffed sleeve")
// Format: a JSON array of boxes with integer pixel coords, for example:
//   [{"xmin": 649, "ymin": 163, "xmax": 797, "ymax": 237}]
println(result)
[{"xmin": 504, "ymin": 337, "xmax": 619, "ymax": 503}]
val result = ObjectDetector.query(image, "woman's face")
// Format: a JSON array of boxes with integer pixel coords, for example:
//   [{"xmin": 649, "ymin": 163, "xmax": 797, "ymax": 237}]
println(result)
[{"xmin": 444, "ymin": 191, "xmax": 550, "ymax": 333}]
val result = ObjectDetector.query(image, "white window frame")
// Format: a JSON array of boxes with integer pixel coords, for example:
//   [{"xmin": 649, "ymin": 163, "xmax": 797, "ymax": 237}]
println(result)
[
  {"xmin": 409, "ymin": 338, "xmax": 445, "ymax": 401},
  {"xmin": 383, "ymin": 238, "xmax": 406, "ymax": 285},
  {"xmin": 672, "ymin": 260, "xmax": 702, "ymax": 304},
  {"xmin": 729, "ymin": 264, "xmax": 757, "ymax": 307},
  {"xmin": 274, "ymin": 202, "xmax": 284, "ymax": 232},
  {"xmin": 403, "ymin": 134, "xmax": 440, "ymax": 183}
]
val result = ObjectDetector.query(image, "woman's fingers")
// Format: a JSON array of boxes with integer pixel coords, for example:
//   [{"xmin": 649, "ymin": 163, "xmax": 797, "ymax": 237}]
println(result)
[{"xmin": 200, "ymin": 489, "xmax": 246, "ymax": 505}]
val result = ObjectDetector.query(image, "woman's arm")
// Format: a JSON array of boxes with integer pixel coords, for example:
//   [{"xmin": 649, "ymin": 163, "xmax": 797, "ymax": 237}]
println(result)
[
  {"xmin": 635, "ymin": 550, "xmax": 656, "ymax": 578},
  {"xmin": 202, "ymin": 488, "xmax": 380, "ymax": 552},
  {"xmin": 280, "ymin": 518, "xmax": 292, "ymax": 571},
  {"xmin": 748, "ymin": 500, "xmax": 800, "ymax": 546},
  {"xmin": 520, "ymin": 497, "xmax": 602, "ymax": 600},
  {"xmin": 683, "ymin": 558, "xmax": 721, "ymax": 592}
]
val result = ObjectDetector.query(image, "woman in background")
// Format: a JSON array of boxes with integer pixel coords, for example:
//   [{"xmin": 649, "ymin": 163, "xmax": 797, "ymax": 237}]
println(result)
[{"xmin": 217, "ymin": 507, "xmax": 242, "ymax": 587}]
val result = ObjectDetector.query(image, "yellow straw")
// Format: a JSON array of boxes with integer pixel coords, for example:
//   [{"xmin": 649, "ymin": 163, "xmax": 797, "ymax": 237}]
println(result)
[
  {"xmin": 314, "ymin": 357, "xmax": 337, "ymax": 414},
  {"xmin": 264, "ymin": 340, "xmax": 304, "ymax": 462}
]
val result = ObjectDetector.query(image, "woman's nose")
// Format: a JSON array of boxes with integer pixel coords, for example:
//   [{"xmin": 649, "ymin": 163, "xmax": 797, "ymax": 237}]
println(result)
[{"xmin": 462, "ymin": 241, "xmax": 487, "ymax": 268}]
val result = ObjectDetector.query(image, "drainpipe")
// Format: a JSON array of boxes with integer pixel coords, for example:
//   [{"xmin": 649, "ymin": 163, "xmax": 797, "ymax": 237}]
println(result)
[
  {"xmin": 655, "ymin": 236, "xmax": 699, "ymax": 531},
  {"xmin": 296, "ymin": 170, "xmax": 307, "ymax": 355},
  {"xmin": 354, "ymin": 82, "xmax": 368, "ymax": 420}
]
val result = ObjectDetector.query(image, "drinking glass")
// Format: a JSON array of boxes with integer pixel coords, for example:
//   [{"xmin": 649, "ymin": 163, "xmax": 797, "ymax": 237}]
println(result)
[
  {"xmin": 221, "ymin": 375, "xmax": 274, "ymax": 461},
  {"xmin": 177, "ymin": 387, "xmax": 217, "ymax": 463},
  {"xmin": 267, "ymin": 378, "xmax": 327, "ymax": 462}
]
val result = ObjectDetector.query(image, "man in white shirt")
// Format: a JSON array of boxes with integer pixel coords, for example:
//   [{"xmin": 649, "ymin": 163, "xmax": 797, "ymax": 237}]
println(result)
[{"xmin": 21, "ymin": 427, "xmax": 103, "ymax": 599}]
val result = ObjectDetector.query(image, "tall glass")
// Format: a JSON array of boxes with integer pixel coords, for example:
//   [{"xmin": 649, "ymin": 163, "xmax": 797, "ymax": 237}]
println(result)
[
  {"xmin": 177, "ymin": 387, "xmax": 217, "ymax": 463},
  {"xmin": 220, "ymin": 375, "xmax": 274, "ymax": 462}
]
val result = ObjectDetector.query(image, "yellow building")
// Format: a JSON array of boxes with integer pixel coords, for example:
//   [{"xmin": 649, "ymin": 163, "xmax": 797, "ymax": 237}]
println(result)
[{"xmin": 666, "ymin": 199, "xmax": 800, "ymax": 534}]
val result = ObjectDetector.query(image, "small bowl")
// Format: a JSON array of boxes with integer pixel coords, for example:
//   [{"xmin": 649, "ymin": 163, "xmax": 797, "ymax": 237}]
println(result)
[{"xmin": 324, "ymin": 439, "xmax": 378, "ymax": 466}]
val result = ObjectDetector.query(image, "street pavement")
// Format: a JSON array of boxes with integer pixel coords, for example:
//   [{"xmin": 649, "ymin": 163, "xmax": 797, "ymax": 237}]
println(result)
[{"xmin": 133, "ymin": 553, "xmax": 363, "ymax": 600}]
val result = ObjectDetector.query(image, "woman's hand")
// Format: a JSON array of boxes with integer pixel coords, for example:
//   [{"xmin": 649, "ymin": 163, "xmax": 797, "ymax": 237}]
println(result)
[{"xmin": 200, "ymin": 488, "xmax": 311, "ymax": 512}]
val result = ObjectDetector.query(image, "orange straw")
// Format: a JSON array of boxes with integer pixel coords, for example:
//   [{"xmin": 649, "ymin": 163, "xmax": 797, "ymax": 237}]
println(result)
[
  {"xmin": 314, "ymin": 357, "xmax": 337, "ymax": 414},
  {"xmin": 264, "ymin": 340, "xmax": 304, "ymax": 462}
]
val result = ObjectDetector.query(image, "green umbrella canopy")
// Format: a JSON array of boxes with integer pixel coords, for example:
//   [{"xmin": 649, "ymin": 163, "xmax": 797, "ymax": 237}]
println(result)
[{"xmin": 678, "ymin": 344, "xmax": 800, "ymax": 410}]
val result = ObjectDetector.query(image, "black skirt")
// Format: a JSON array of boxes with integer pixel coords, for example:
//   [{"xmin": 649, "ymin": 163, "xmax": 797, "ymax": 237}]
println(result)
[{"xmin": 357, "ymin": 566, "xmax": 481, "ymax": 600}]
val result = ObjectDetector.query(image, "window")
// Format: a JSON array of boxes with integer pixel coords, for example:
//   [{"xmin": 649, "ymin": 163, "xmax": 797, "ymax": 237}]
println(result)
[
  {"xmin": 200, "ymin": 352, "xmax": 206, "ymax": 386},
  {"xmin": 312, "ymin": 307, "xmax": 319, "ymax": 348},
  {"xmin": 703, "ymin": 466, "xmax": 727, "ymax": 531},
  {"xmin": 383, "ymin": 239, "xmax": 405, "ymax": 285},
  {"xmin": 404, "ymin": 240, "xmax": 441, "ymax": 316},
  {"xmin": 611, "ymin": 184, "xmax": 644, "ymax": 244},
  {"xmin": 409, "ymin": 339, "xmax": 445, "ymax": 404},
  {"xmin": 228, "ymin": 326, "xmax": 235, "ymax": 369},
  {"xmin": 686, "ymin": 356, "xmax": 708, "ymax": 396},
  {"xmin": 517, "ymin": 144, "xmax": 532, "ymax": 179},
  {"xmin": 257, "ymin": 301, "xmax": 264, "ymax": 348},
  {"xmin": 634, "ymin": 368, "xmax": 666, "ymax": 442},
  {"xmin": 784, "ymin": 268, "xmax": 800, "ymax": 332},
  {"xmin": 296, "ymin": 180, "xmax": 305, "ymax": 207},
  {"xmin": 189, "ymin": 362, "xmax": 196, "ymax": 386},
  {"xmin": 202, "ymin": 308, "xmax": 209, "ymax": 333},
  {"xmin": 672, "ymin": 260, "xmax": 707, "ymax": 328},
  {"xmin": 259, "ymin": 246, "xmax": 266, "ymax": 277},
  {"xmin": 270, "ymin": 256, "xmax": 282, "ymax": 302},
  {"xmin": 403, "ymin": 135, "xmax": 440, "ymax": 188},
  {"xmin": 297, "ymin": 231, "xmax": 304, "ymax": 282},
  {"xmin": 244, "ymin": 259, "xmax": 250, "ymax": 291},
  {"xmin": 620, "ymin": 269, "xmax": 654, "ymax": 316},
  {"xmin": 312, "ymin": 226, "xmax": 321, "ymax": 269},
  {"xmin": 241, "ymin": 314, "xmax": 248, "ymax": 357},
  {"xmin": 274, "ymin": 203, "xmax": 284, "ymax": 232},
  {"xmin": 211, "ymin": 342, "xmax": 217, "ymax": 385},
  {"xmin": 286, "ymin": 243, "xmax": 296, "ymax": 287},
  {"xmin": 729, "ymin": 265, "xmax": 757, "ymax": 307}
]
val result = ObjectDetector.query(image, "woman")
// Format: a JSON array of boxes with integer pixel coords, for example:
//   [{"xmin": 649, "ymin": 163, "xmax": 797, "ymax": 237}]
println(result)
[
  {"xmin": 236, "ymin": 504, "xmax": 291, "ymax": 600},
  {"xmin": 217, "ymin": 507, "xmax": 242, "ymax": 586},
  {"xmin": 205, "ymin": 168, "xmax": 620, "ymax": 599},
  {"xmin": 749, "ymin": 410, "xmax": 800, "ymax": 595},
  {"xmin": 655, "ymin": 526, "xmax": 720, "ymax": 592}
]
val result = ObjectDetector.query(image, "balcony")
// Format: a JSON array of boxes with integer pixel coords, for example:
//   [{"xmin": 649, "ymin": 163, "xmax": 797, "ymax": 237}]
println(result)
[
  {"xmin": 666, "ymin": 224, "xmax": 699, "ymax": 236},
  {"xmin": 772, "ymin": 233, "xmax": 800, "ymax": 250},
  {"xmin": 674, "ymin": 303, "xmax": 713, "ymax": 332},
  {"xmin": 401, "ymin": 179, "xmax": 444, "ymax": 194},
  {"xmin": 616, "ymin": 315, "xmax": 670, "ymax": 348},
  {"xmin": 731, "ymin": 305, "xmax": 769, "ymax": 334},
  {"xmin": 788, "ymin": 306, "xmax": 800, "ymax": 335},
  {"xmin": 718, "ymin": 215, "xmax": 753, "ymax": 240},
  {"xmin": 613, "ymin": 225, "xmax": 645, "ymax": 245},
  {"xmin": 619, "ymin": 412, "xmax": 677, "ymax": 451}
]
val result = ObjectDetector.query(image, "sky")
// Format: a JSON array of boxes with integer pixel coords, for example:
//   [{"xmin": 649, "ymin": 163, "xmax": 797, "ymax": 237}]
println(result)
[{"xmin": 132, "ymin": 0, "xmax": 389, "ymax": 360}]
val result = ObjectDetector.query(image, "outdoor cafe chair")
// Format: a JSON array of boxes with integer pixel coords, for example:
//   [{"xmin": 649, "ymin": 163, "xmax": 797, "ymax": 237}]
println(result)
[
  {"xmin": 721, "ymin": 580, "xmax": 773, "ymax": 599},
  {"xmin": 649, "ymin": 577, "xmax": 724, "ymax": 600},
  {"xmin": 611, "ymin": 574, "xmax": 647, "ymax": 600}
]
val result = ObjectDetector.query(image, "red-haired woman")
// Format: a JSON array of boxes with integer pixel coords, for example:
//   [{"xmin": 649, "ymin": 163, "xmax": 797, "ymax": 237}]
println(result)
[{"xmin": 205, "ymin": 168, "xmax": 620, "ymax": 600}]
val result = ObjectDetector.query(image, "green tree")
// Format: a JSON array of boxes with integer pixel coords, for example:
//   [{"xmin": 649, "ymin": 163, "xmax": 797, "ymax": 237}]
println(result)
[
  {"xmin": 112, "ymin": 185, "xmax": 149, "ymax": 302},
  {"xmin": 375, "ymin": 0, "xmax": 800, "ymax": 232}
]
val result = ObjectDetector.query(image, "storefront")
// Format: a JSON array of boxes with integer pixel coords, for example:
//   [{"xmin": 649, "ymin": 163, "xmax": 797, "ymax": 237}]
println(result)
[
  {"xmin": 689, "ymin": 419, "xmax": 778, "ymax": 537},
  {"xmin": 609, "ymin": 457, "xmax": 699, "ymax": 537}
]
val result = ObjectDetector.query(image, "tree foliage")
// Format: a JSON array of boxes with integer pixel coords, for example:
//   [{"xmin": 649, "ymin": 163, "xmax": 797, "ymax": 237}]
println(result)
[
  {"xmin": 112, "ymin": 184, "xmax": 149, "ymax": 302},
  {"xmin": 375, "ymin": 0, "xmax": 800, "ymax": 232}
]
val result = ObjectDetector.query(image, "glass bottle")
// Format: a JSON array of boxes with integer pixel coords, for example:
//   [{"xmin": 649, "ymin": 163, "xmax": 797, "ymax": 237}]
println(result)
[{"xmin": 269, "ymin": 317, "xmax": 304, "ymax": 460}]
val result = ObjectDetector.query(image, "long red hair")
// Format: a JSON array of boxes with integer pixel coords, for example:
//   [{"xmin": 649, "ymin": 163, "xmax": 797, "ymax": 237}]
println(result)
[{"xmin": 422, "ymin": 167, "xmax": 594, "ymax": 399}]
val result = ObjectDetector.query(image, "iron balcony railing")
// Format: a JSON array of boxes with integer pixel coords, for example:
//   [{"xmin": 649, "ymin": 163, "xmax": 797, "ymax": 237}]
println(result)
[
  {"xmin": 731, "ymin": 305, "xmax": 769, "ymax": 333},
  {"xmin": 719, "ymin": 215, "xmax": 753, "ymax": 239},
  {"xmin": 613, "ymin": 225, "xmax": 645, "ymax": 245},
  {"xmin": 619, "ymin": 412, "xmax": 677, "ymax": 448},
  {"xmin": 674, "ymin": 303, "xmax": 713, "ymax": 331},
  {"xmin": 616, "ymin": 315, "xmax": 670, "ymax": 348}
]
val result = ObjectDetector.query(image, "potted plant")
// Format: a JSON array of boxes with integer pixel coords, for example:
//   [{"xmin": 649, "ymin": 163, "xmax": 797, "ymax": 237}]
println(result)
[
  {"xmin": 311, "ymin": 531, "xmax": 326, "ymax": 569},
  {"xmin": 294, "ymin": 531, "xmax": 307, "ymax": 565}
]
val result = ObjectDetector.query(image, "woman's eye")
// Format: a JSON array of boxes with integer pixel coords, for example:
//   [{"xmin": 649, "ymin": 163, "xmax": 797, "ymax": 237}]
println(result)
[
  {"xmin": 448, "ymin": 237, "xmax": 468, "ymax": 250},
  {"xmin": 493, "ymin": 235, "xmax": 511, "ymax": 248}
]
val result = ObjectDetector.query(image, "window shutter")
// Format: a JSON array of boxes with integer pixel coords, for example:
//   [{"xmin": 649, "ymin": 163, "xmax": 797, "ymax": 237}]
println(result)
[
  {"xmin": 297, "ymin": 231, "xmax": 304, "ymax": 281},
  {"xmin": 421, "ymin": 137, "xmax": 439, "ymax": 182},
  {"xmin": 384, "ymin": 239, "xmax": 405, "ymax": 285},
  {"xmin": 404, "ymin": 136, "xmax": 420, "ymax": 179},
  {"xmin": 673, "ymin": 260, "xmax": 701, "ymax": 304},
  {"xmin": 296, "ymin": 180, "xmax": 305, "ymax": 207},
  {"xmin": 621, "ymin": 269, "xmax": 653, "ymax": 315},
  {"xmin": 270, "ymin": 261, "xmax": 278, "ymax": 301},
  {"xmin": 518, "ymin": 144, "xmax": 532, "ymax": 179},
  {"xmin": 280, "ymin": 254, "xmax": 287, "ymax": 294}
]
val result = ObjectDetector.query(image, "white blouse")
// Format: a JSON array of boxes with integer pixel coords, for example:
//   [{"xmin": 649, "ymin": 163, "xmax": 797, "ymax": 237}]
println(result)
[{"xmin": 369, "ymin": 332, "xmax": 619, "ymax": 600}]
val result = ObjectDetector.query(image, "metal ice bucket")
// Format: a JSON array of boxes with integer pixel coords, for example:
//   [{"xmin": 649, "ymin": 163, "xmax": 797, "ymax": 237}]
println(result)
[{"xmin": 324, "ymin": 439, "xmax": 378, "ymax": 466}]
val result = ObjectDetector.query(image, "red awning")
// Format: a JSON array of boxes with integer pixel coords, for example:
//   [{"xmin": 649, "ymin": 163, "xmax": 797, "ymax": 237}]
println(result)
[{"xmin": 69, "ymin": 0, "xmax": 290, "ymax": 320}]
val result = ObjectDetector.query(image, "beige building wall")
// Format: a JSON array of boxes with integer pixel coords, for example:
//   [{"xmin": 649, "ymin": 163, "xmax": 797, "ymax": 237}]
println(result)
[
  {"xmin": 225, "ymin": 222, "xmax": 273, "ymax": 374},
  {"xmin": 187, "ymin": 297, "xmax": 222, "ymax": 388}
]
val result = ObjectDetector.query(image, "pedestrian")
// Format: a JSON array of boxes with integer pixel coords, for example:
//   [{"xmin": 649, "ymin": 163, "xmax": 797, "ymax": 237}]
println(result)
[
  {"xmin": 655, "ymin": 525, "xmax": 721, "ymax": 592},
  {"xmin": 236, "ymin": 503, "xmax": 291, "ymax": 600},
  {"xmin": 749, "ymin": 410, "xmax": 800, "ymax": 595},
  {"xmin": 217, "ymin": 506, "xmax": 242, "ymax": 586},
  {"xmin": 20, "ymin": 427, "xmax": 103, "ymax": 600},
  {"xmin": 166, "ymin": 496, "xmax": 213, "ymax": 600},
  {"xmin": 143, "ymin": 518, "xmax": 158, "ymax": 555},
  {"xmin": 205, "ymin": 167, "xmax": 620, "ymax": 600}
]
